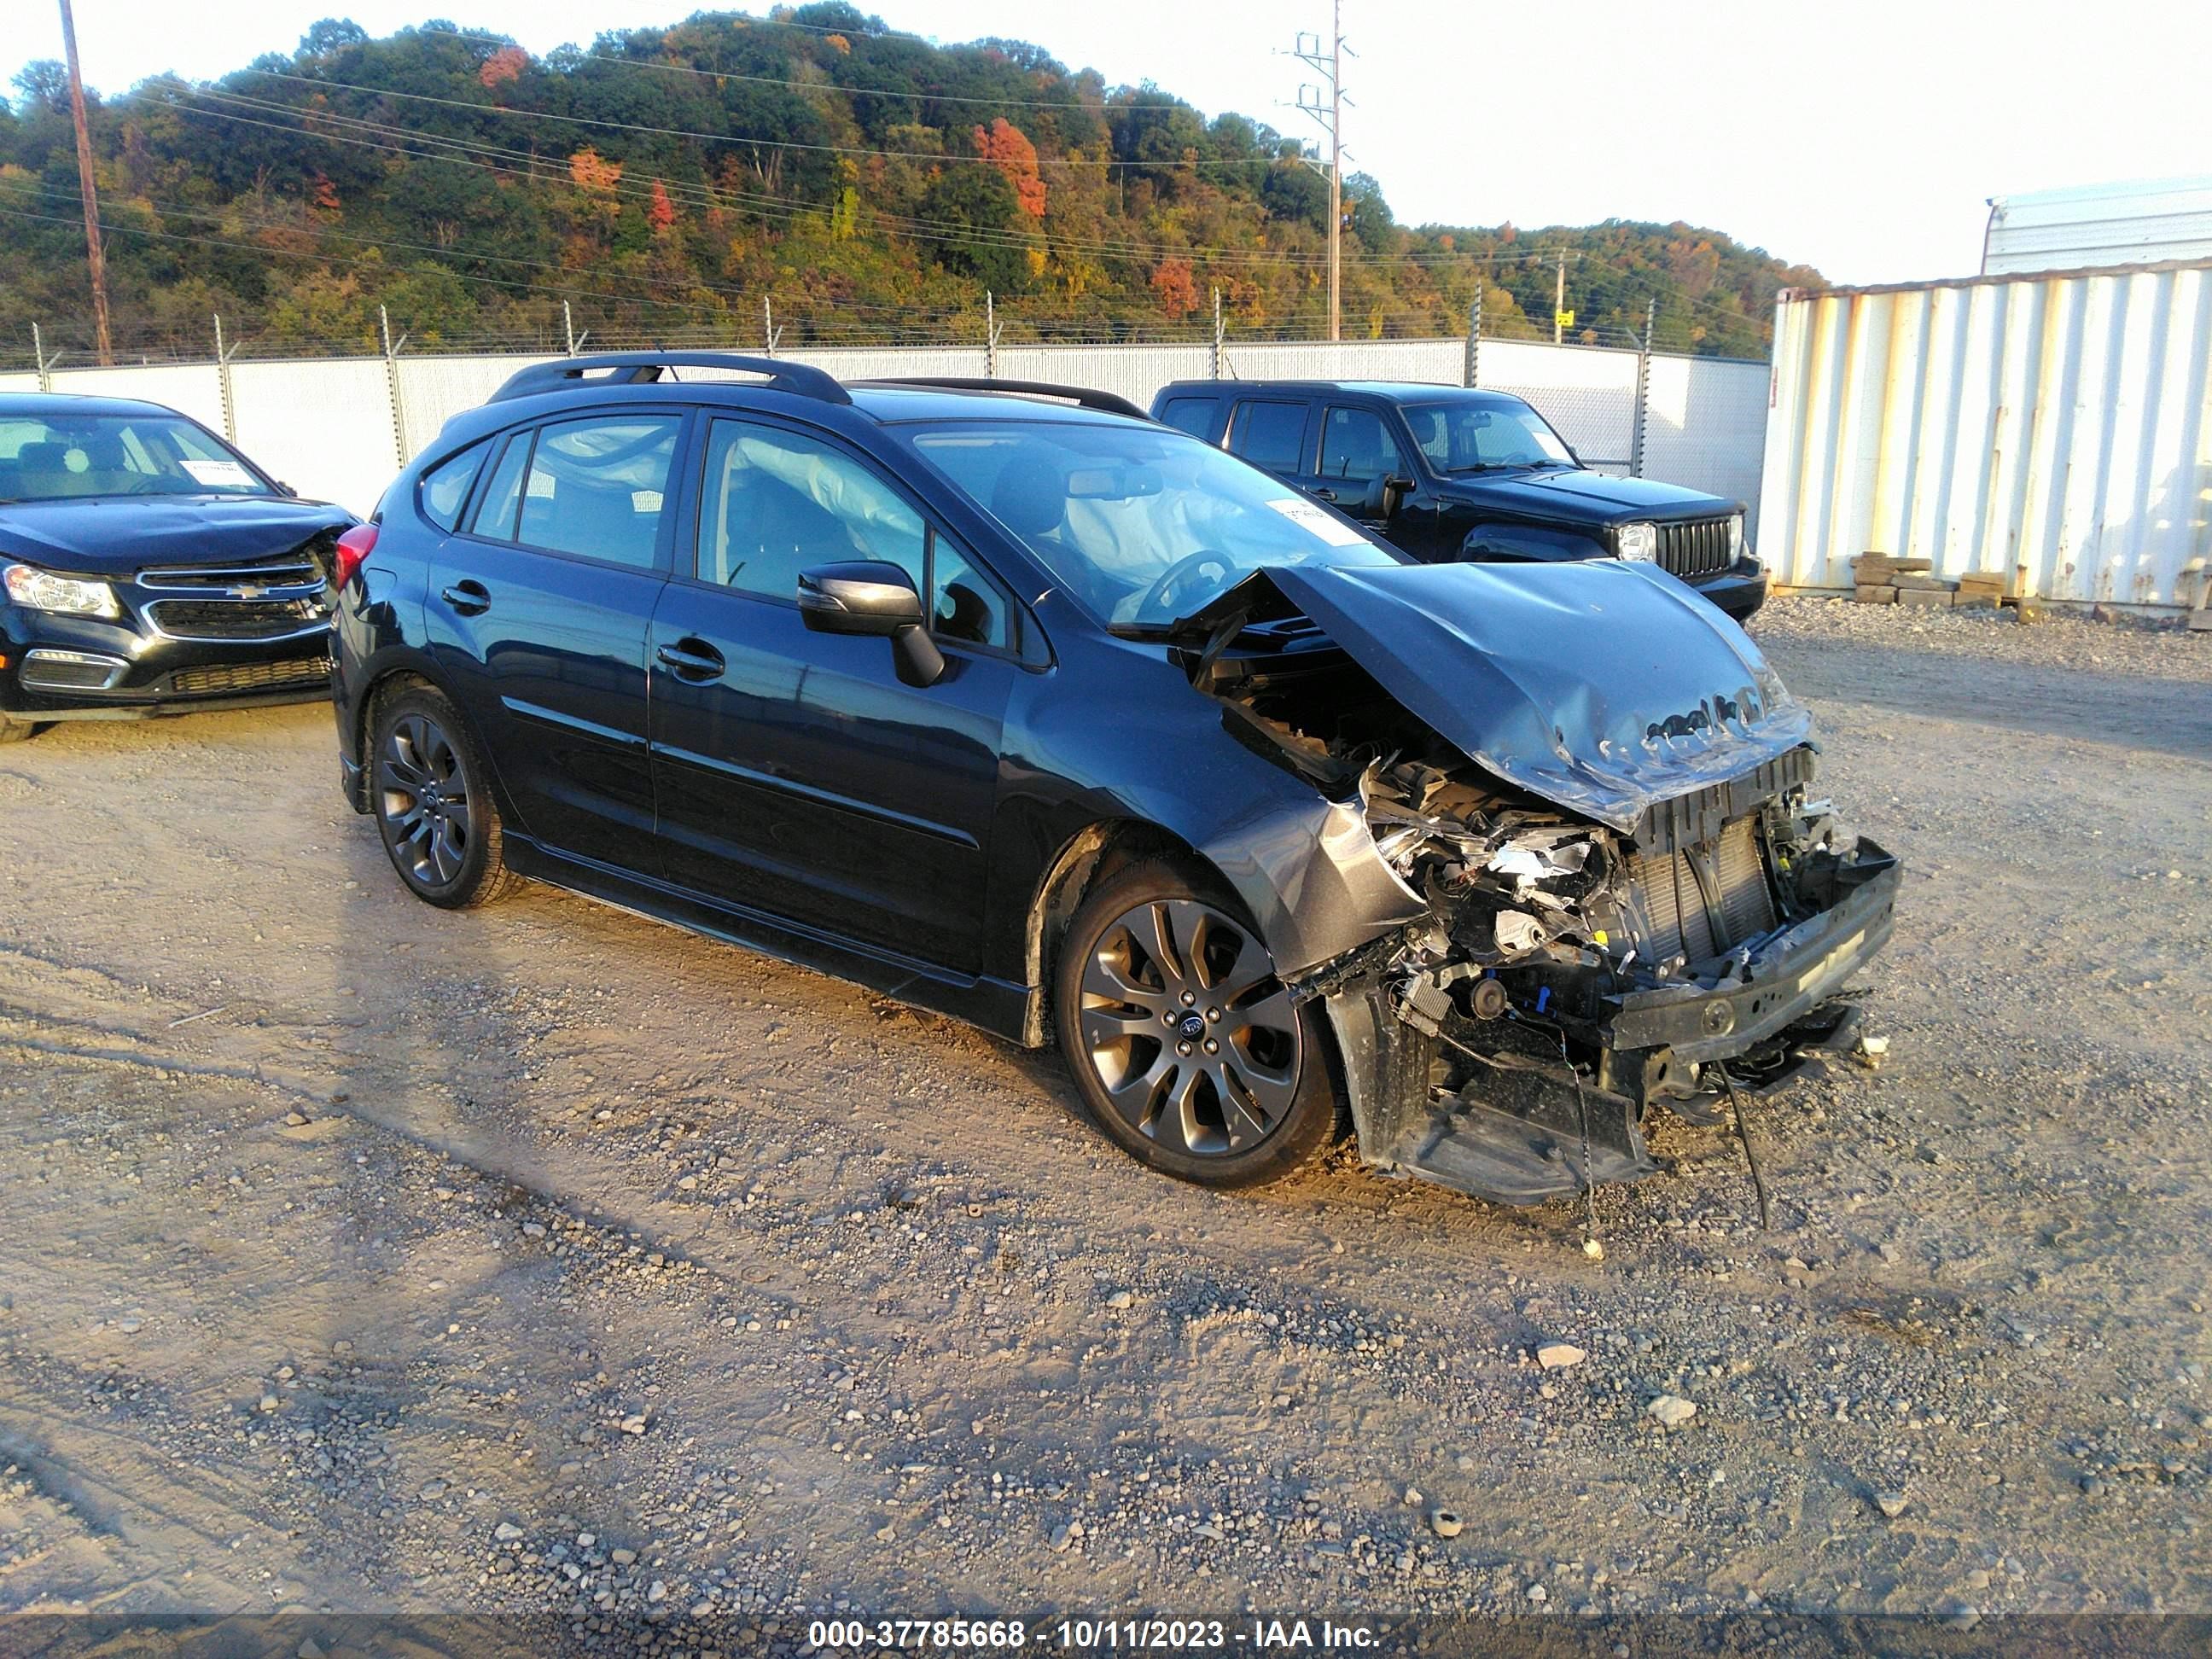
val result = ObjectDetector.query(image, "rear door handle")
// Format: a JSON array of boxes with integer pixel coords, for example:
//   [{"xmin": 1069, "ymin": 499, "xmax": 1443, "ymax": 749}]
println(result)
[
  {"xmin": 441, "ymin": 581, "xmax": 490, "ymax": 614},
  {"xmin": 656, "ymin": 639, "xmax": 726, "ymax": 682}
]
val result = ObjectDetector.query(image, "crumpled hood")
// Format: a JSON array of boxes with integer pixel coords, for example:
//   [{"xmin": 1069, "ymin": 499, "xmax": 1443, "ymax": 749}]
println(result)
[
  {"xmin": 0, "ymin": 496, "xmax": 354, "ymax": 577},
  {"xmin": 1444, "ymin": 469, "xmax": 1736, "ymax": 521},
  {"xmin": 1260, "ymin": 560, "xmax": 1813, "ymax": 832}
]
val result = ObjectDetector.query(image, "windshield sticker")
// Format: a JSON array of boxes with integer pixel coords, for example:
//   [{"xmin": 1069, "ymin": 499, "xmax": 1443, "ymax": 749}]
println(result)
[
  {"xmin": 180, "ymin": 458, "xmax": 256, "ymax": 488},
  {"xmin": 1265, "ymin": 496, "xmax": 1370, "ymax": 547},
  {"xmin": 631, "ymin": 489, "xmax": 663, "ymax": 514}
]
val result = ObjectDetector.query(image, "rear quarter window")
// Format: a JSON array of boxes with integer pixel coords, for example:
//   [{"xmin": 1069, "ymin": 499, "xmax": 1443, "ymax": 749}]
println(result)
[{"xmin": 418, "ymin": 440, "xmax": 489, "ymax": 532}]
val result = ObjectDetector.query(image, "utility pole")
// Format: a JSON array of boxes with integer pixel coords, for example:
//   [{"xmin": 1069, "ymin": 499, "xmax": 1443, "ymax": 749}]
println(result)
[
  {"xmin": 56, "ymin": 0, "xmax": 113, "ymax": 365},
  {"xmin": 985, "ymin": 290, "xmax": 999, "ymax": 377},
  {"xmin": 1292, "ymin": 1, "xmax": 1348, "ymax": 342},
  {"xmin": 1552, "ymin": 249, "xmax": 1568, "ymax": 346},
  {"xmin": 1211, "ymin": 286, "xmax": 1225, "ymax": 380},
  {"xmin": 761, "ymin": 296, "xmax": 781, "ymax": 356}
]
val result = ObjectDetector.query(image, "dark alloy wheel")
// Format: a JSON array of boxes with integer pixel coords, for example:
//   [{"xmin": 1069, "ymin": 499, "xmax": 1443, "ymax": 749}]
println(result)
[
  {"xmin": 369, "ymin": 687, "xmax": 519, "ymax": 908},
  {"xmin": 1054, "ymin": 860, "xmax": 1339, "ymax": 1188}
]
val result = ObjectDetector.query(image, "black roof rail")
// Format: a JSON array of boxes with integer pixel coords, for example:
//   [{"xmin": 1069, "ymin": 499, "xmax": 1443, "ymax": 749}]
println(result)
[
  {"xmin": 851, "ymin": 377, "xmax": 1150, "ymax": 422},
  {"xmin": 489, "ymin": 352, "xmax": 851, "ymax": 406}
]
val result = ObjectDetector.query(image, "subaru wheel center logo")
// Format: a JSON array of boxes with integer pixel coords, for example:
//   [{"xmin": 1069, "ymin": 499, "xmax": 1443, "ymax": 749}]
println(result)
[{"xmin": 1178, "ymin": 1012, "xmax": 1207, "ymax": 1041}]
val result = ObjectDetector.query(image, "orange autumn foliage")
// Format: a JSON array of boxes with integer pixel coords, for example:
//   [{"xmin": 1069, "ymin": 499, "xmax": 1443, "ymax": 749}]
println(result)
[{"xmin": 972, "ymin": 119, "xmax": 1046, "ymax": 219}]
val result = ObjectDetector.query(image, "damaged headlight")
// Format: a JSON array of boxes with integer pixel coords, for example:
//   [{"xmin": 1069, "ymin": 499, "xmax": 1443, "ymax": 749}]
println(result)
[
  {"xmin": 1615, "ymin": 521, "xmax": 1658, "ymax": 562},
  {"xmin": 2, "ymin": 561, "xmax": 120, "ymax": 620}
]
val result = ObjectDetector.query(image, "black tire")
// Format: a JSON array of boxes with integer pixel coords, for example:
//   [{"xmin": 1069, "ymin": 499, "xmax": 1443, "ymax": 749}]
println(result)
[
  {"xmin": 1053, "ymin": 858, "xmax": 1339, "ymax": 1190},
  {"xmin": 0, "ymin": 716, "xmax": 37, "ymax": 745},
  {"xmin": 367, "ymin": 685, "xmax": 521, "ymax": 909}
]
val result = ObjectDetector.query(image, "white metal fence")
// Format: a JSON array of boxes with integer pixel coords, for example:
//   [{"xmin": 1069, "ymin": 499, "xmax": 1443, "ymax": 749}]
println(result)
[
  {"xmin": 3, "ymin": 337, "xmax": 1774, "ymax": 535},
  {"xmin": 1758, "ymin": 260, "xmax": 2212, "ymax": 608}
]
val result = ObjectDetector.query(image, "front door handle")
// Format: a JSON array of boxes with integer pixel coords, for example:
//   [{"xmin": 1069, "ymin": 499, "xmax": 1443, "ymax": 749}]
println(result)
[
  {"xmin": 441, "ymin": 580, "xmax": 490, "ymax": 615},
  {"xmin": 1310, "ymin": 487, "xmax": 1340, "ymax": 503},
  {"xmin": 656, "ymin": 638, "xmax": 726, "ymax": 682}
]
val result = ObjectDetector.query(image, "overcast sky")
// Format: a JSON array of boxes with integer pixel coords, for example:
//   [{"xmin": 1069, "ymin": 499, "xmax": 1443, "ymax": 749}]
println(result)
[{"xmin": 12, "ymin": 0, "xmax": 2208, "ymax": 285}]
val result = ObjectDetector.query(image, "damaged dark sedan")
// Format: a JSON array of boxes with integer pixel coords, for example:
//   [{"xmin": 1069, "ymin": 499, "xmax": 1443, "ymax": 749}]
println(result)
[
  {"xmin": 0, "ymin": 393, "xmax": 353, "ymax": 743},
  {"xmin": 335, "ymin": 355, "xmax": 1899, "ymax": 1207}
]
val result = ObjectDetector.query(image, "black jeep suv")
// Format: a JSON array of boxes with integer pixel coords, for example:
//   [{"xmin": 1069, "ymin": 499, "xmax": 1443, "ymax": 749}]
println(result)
[
  {"xmin": 1151, "ymin": 380, "xmax": 1767, "ymax": 618},
  {"xmin": 0, "ymin": 393, "xmax": 355, "ymax": 742},
  {"xmin": 333, "ymin": 353, "xmax": 1891, "ymax": 1207}
]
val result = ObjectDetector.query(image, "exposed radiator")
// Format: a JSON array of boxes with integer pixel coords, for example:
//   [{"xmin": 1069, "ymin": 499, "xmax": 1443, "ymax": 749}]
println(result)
[{"xmin": 1624, "ymin": 816, "xmax": 1776, "ymax": 964}]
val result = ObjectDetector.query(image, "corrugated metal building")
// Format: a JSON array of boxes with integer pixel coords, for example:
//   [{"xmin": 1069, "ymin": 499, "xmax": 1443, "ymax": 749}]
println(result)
[
  {"xmin": 1758, "ymin": 259, "xmax": 2212, "ymax": 608},
  {"xmin": 1984, "ymin": 176, "xmax": 2212, "ymax": 276}
]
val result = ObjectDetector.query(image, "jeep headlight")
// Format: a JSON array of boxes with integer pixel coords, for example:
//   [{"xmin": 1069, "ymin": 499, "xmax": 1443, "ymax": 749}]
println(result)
[
  {"xmin": 2, "ymin": 562, "xmax": 120, "ymax": 620},
  {"xmin": 1727, "ymin": 511, "xmax": 1746, "ymax": 562},
  {"xmin": 1616, "ymin": 521, "xmax": 1658, "ymax": 562}
]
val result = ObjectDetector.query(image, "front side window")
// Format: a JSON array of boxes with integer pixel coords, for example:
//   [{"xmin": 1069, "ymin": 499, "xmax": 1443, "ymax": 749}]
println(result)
[
  {"xmin": 0, "ymin": 414, "xmax": 272, "ymax": 504},
  {"xmin": 929, "ymin": 532, "xmax": 1014, "ymax": 650},
  {"xmin": 904, "ymin": 420, "xmax": 1400, "ymax": 630},
  {"xmin": 1225, "ymin": 401, "xmax": 1309, "ymax": 473},
  {"xmin": 1318, "ymin": 407, "xmax": 1411, "ymax": 484},
  {"xmin": 515, "ymin": 416, "xmax": 681, "ymax": 568},
  {"xmin": 1402, "ymin": 398, "xmax": 1576, "ymax": 473},
  {"xmin": 696, "ymin": 418, "xmax": 925, "ymax": 602},
  {"xmin": 419, "ymin": 440, "xmax": 488, "ymax": 531}
]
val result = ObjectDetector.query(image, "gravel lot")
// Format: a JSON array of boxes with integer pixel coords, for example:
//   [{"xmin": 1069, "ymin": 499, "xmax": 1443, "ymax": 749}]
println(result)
[{"xmin": 1, "ymin": 597, "xmax": 2209, "ymax": 1645}]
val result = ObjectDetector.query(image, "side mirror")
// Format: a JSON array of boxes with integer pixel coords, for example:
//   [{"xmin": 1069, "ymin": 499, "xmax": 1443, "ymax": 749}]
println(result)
[
  {"xmin": 797, "ymin": 561, "xmax": 945, "ymax": 688},
  {"xmin": 1362, "ymin": 474, "xmax": 1415, "ymax": 522}
]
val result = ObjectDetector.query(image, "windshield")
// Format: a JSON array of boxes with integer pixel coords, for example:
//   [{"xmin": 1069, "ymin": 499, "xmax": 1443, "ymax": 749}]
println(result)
[
  {"xmin": 0, "ymin": 414, "xmax": 273, "ymax": 504},
  {"xmin": 1402, "ymin": 399, "xmax": 1577, "ymax": 473},
  {"xmin": 902, "ymin": 420, "xmax": 1400, "ymax": 629}
]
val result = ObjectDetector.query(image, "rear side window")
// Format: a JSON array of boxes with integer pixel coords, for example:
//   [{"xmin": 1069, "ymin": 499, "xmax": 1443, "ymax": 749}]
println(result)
[
  {"xmin": 418, "ymin": 440, "xmax": 487, "ymax": 531},
  {"xmin": 1157, "ymin": 397, "xmax": 1219, "ymax": 440},
  {"xmin": 471, "ymin": 433, "xmax": 531, "ymax": 540},
  {"xmin": 1226, "ymin": 400, "xmax": 1308, "ymax": 473},
  {"xmin": 516, "ymin": 416, "xmax": 681, "ymax": 569}
]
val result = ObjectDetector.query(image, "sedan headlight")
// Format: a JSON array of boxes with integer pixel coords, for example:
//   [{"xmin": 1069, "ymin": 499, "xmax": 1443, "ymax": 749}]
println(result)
[
  {"xmin": 2, "ymin": 562, "xmax": 120, "ymax": 620},
  {"xmin": 1616, "ymin": 521, "xmax": 1658, "ymax": 562},
  {"xmin": 1727, "ymin": 511, "xmax": 1746, "ymax": 562}
]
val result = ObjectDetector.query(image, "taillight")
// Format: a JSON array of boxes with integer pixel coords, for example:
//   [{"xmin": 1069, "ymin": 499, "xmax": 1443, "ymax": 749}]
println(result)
[{"xmin": 332, "ymin": 523, "xmax": 379, "ymax": 591}]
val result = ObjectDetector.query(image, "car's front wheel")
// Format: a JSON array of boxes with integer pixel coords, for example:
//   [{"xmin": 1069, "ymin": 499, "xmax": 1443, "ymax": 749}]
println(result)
[
  {"xmin": 1053, "ymin": 859, "xmax": 1339, "ymax": 1189},
  {"xmin": 369, "ymin": 685, "xmax": 521, "ymax": 909}
]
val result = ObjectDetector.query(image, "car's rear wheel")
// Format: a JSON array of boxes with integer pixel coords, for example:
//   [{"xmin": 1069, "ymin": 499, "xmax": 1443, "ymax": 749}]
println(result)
[
  {"xmin": 0, "ymin": 716, "xmax": 36, "ymax": 745},
  {"xmin": 369, "ymin": 686, "xmax": 520, "ymax": 909},
  {"xmin": 1053, "ymin": 859, "xmax": 1338, "ymax": 1189}
]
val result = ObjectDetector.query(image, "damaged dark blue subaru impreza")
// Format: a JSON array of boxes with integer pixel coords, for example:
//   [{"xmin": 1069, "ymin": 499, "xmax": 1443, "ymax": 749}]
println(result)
[{"xmin": 331, "ymin": 353, "xmax": 1899, "ymax": 1206}]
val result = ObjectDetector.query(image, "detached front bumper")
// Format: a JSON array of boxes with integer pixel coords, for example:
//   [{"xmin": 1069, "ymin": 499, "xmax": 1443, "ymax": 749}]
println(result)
[{"xmin": 1604, "ymin": 841, "xmax": 1901, "ymax": 1062}]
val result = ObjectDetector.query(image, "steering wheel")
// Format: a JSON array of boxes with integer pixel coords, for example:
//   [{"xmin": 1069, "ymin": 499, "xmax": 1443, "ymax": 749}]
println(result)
[{"xmin": 1137, "ymin": 550, "xmax": 1237, "ymax": 620}]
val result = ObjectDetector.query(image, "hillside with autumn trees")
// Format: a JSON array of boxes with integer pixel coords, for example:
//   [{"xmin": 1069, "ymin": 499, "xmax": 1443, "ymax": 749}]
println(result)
[{"xmin": 0, "ymin": 4, "xmax": 1825, "ymax": 364}]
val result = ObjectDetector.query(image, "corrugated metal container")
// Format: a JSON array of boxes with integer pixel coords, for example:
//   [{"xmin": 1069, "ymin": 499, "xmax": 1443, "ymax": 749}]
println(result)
[
  {"xmin": 1758, "ymin": 262, "xmax": 2212, "ymax": 607},
  {"xmin": 1985, "ymin": 176, "xmax": 2212, "ymax": 276}
]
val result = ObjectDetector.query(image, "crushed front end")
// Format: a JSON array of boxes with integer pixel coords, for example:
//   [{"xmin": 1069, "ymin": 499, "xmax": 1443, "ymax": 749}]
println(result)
[
  {"xmin": 1317, "ymin": 748, "xmax": 1898, "ymax": 1203},
  {"xmin": 1179, "ymin": 560, "xmax": 1901, "ymax": 1207}
]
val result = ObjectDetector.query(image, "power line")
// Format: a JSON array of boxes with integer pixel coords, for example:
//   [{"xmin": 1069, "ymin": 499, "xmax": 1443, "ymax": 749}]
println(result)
[
  {"xmin": 163, "ymin": 89, "xmax": 1569, "ymax": 273},
  {"xmin": 224, "ymin": 67, "xmax": 1295, "ymax": 172}
]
